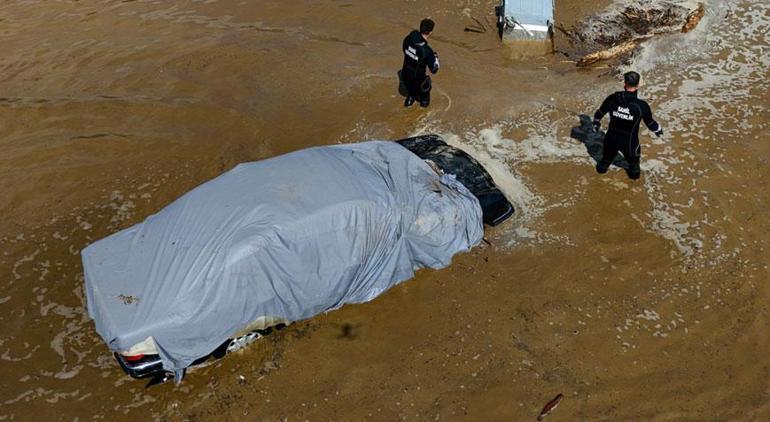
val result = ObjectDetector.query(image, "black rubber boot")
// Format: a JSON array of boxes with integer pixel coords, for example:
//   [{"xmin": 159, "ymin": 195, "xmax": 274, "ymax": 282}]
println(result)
[
  {"xmin": 404, "ymin": 96, "xmax": 415, "ymax": 107},
  {"xmin": 625, "ymin": 161, "xmax": 641, "ymax": 180},
  {"xmin": 625, "ymin": 168, "xmax": 641, "ymax": 180},
  {"xmin": 596, "ymin": 163, "xmax": 609, "ymax": 174}
]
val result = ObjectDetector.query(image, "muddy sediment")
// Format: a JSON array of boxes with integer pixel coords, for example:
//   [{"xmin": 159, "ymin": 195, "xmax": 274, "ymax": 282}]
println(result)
[{"xmin": 1, "ymin": 0, "xmax": 768, "ymax": 420}]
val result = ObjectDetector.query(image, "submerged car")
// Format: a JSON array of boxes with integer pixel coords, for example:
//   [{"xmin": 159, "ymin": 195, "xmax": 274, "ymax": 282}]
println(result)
[{"xmin": 82, "ymin": 135, "xmax": 513, "ymax": 383}]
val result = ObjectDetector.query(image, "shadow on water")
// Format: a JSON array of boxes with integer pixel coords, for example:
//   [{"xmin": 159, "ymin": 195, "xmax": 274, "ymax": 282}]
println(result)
[{"xmin": 570, "ymin": 114, "xmax": 629, "ymax": 169}]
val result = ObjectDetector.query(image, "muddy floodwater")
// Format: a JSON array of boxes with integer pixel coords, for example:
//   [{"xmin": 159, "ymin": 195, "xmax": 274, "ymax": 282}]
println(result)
[{"xmin": 1, "ymin": 0, "xmax": 768, "ymax": 420}]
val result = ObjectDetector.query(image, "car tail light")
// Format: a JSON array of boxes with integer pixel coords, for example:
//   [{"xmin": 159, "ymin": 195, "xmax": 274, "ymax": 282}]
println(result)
[{"xmin": 123, "ymin": 354, "xmax": 145, "ymax": 362}]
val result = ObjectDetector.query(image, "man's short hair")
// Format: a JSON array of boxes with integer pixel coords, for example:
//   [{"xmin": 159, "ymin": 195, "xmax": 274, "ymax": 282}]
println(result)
[
  {"xmin": 420, "ymin": 18, "xmax": 435, "ymax": 34},
  {"xmin": 624, "ymin": 71, "xmax": 641, "ymax": 87}
]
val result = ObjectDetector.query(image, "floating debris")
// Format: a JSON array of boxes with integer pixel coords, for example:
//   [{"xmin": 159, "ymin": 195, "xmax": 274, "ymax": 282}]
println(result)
[
  {"xmin": 682, "ymin": 3, "xmax": 706, "ymax": 33},
  {"xmin": 537, "ymin": 393, "xmax": 564, "ymax": 421},
  {"xmin": 577, "ymin": 36, "xmax": 651, "ymax": 67},
  {"xmin": 464, "ymin": 16, "xmax": 487, "ymax": 33},
  {"xmin": 563, "ymin": 1, "xmax": 706, "ymax": 67}
]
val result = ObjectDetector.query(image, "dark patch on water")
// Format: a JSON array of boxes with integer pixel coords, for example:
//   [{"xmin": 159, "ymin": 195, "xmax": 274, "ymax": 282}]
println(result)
[{"xmin": 70, "ymin": 133, "xmax": 130, "ymax": 140}]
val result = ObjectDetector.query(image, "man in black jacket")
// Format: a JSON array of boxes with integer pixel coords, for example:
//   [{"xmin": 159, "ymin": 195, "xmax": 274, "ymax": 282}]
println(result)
[
  {"xmin": 402, "ymin": 19, "xmax": 440, "ymax": 108},
  {"xmin": 593, "ymin": 71, "xmax": 663, "ymax": 180}
]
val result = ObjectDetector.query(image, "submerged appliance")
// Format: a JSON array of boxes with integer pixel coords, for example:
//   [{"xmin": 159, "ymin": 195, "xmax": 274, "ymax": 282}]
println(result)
[{"xmin": 496, "ymin": 0, "xmax": 554, "ymax": 41}]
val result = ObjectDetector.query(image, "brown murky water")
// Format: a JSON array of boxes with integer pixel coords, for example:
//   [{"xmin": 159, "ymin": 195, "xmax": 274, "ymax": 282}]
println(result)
[{"xmin": 1, "ymin": 0, "xmax": 768, "ymax": 420}]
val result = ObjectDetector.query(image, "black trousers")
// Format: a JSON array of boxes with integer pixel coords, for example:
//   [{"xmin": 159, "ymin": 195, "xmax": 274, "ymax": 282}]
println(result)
[
  {"xmin": 403, "ymin": 73, "xmax": 431, "ymax": 104},
  {"xmin": 596, "ymin": 133, "xmax": 641, "ymax": 179}
]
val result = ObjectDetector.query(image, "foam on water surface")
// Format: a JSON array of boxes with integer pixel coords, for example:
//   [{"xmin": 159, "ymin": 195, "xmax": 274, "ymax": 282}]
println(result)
[
  {"xmin": 399, "ymin": 0, "xmax": 768, "ymax": 261},
  {"xmin": 411, "ymin": 111, "xmax": 594, "ymax": 247},
  {"xmin": 622, "ymin": 0, "xmax": 769, "ymax": 260},
  {"xmin": 497, "ymin": 0, "xmax": 770, "ymax": 260}
]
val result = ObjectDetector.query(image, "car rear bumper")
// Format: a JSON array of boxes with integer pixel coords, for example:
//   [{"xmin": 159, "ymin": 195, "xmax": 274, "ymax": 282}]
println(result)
[
  {"xmin": 115, "ymin": 353, "xmax": 164, "ymax": 379},
  {"xmin": 114, "ymin": 323, "xmax": 289, "ymax": 380}
]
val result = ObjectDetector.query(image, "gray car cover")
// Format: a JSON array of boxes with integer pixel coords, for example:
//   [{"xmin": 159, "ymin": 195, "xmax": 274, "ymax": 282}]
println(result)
[{"xmin": 82, "ymin": 141, "xmax": 483, "ymax": 375}]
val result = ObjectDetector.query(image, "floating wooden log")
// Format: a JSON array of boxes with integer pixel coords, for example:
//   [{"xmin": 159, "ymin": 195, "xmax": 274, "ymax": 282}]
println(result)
[
  {"xmin": 682, "ymin": 3, "xmax": 705, "ymax": 33},
  {"xmin": 576, "ymin": 36, "xmax": 651, "ymax": 67}
]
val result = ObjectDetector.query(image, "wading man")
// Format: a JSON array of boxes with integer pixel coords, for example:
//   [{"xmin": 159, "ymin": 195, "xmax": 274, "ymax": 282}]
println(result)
[
  {"xmin": 593, "ymin": 71, "xmax": 663, "ymax": 180},
  {"xmin": 401, "ymin": 18, "xmax": 440, "ymax": 108}
]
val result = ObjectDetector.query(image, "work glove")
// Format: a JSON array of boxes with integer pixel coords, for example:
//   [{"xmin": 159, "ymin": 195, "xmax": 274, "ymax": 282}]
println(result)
[
  {"xmin": 654, "ymin": 127, "xmax": 664, "ymax": 137},
  {"xmin": 592, "ymin": 119, "xmax": 601, "ymax": 132}
]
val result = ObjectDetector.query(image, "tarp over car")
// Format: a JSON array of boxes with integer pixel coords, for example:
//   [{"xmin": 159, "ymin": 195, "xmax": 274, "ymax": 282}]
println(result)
[{"xmin": 82, "ymin": 141, "xmax": 483, "ymax": 375}]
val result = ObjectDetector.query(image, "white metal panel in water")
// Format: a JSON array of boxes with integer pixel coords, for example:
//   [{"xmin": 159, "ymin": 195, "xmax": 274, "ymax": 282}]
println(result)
[{"xmin": 501, "ymin": 0, "xmax": 554, "ymax": 40}]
